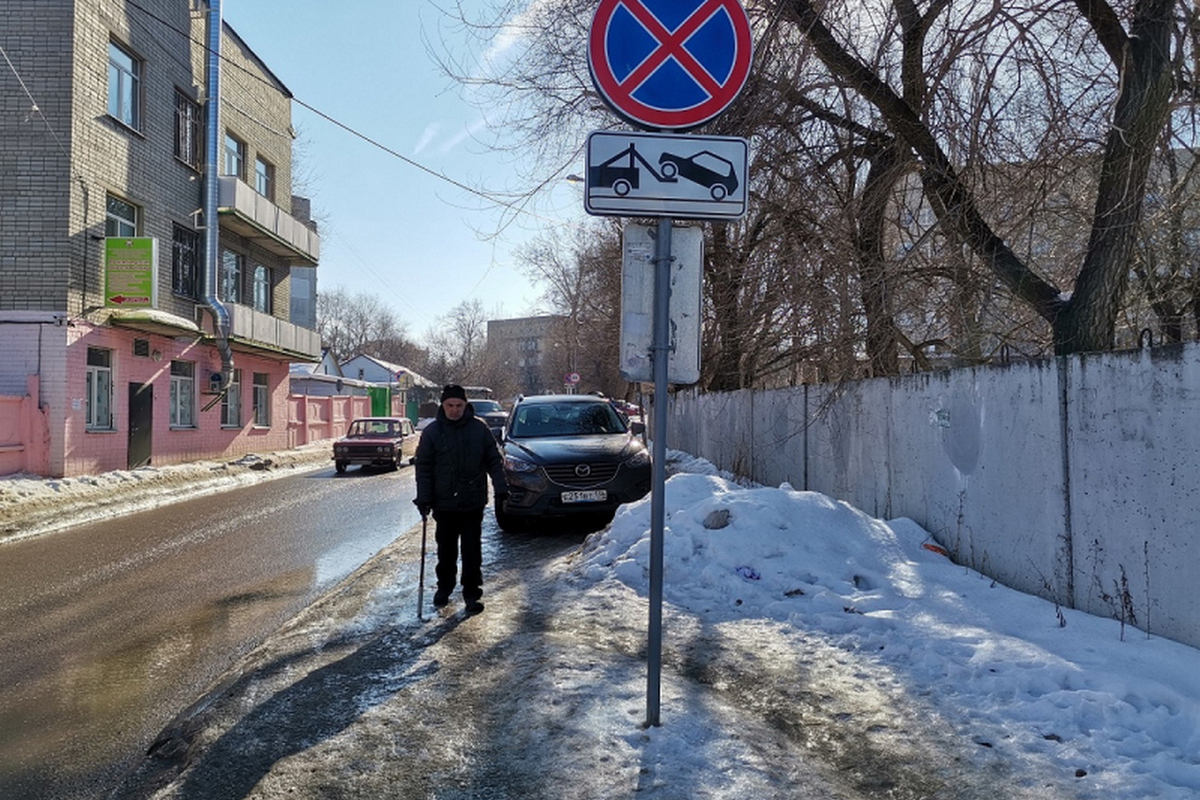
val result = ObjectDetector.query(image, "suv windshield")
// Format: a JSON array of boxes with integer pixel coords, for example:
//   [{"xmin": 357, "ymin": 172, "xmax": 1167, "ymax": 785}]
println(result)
[
  {"xmin": 509, "ymin": 402, "xmax": 627, "ymax": 437},
  {"xmin": 470, "ymin": 400, "xmax": 503, "ymax": 414}
]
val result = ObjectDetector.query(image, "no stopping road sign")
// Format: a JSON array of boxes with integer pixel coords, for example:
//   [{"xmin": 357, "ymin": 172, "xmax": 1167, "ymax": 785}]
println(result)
[{"xmin": 588, "ymin": 0, "xmax": 753, "ymax": 131}]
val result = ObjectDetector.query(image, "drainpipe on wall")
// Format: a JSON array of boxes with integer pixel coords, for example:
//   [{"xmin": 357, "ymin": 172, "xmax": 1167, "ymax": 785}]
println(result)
[{"xmin": 201, "ymin": 0, "xmax": 233, "ymax": 395}]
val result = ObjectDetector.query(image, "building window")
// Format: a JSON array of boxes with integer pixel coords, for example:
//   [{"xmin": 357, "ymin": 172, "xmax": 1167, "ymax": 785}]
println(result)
[
  {"xmin": 252, "ymin": 264, "xmax": 271, "ymax": 313},
  {"xmin": 224, "ymin": 132, "xmax": 245, "ymax": 179},
  {"xmin": 107, "ymin": 41, "xmax": 141, "ymax": 129},
  {"xmin": 252, "ymin": 372, "xmax": 270, "ymax": 426},
  {"xmin": 106, "ymin": 194, "xmax": 138, "ymax": 237},
  {"xmin": 174, "ymin": 90, "xmax": 202, "ymax": 169},
  {"xmin": 169, "ymin": 361, "xmax": 196, "ymax": 428},
  {"xmin": 86, "ymin": 347, "xmax": 114, "ymax": 430},
  {"xmin": 220, "ymin": 248, "xmax": 242, "ymax": 304},
  {"xmin": 254, "ymin": 156, "xmax": 274, "ymax": 199},
  {"xmin": 221, "ymin": 369, "xmax": 242, "ymax": 427},
  {"xmin": 172, "ymin": 224, "xmax": 199, "ymax": 299}
]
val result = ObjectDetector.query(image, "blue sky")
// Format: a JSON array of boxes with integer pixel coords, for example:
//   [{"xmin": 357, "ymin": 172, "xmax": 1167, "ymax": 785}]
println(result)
[{"xmin": 223, "ymin": 1, "xmax": 588, "ymax": 336}]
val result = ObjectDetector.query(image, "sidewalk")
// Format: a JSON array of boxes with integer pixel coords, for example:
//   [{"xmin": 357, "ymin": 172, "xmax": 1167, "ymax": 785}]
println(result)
[
  {"xmin": 101, "ymin": 504, "xmax": 1083, "ymax": 800},
  {"xmin": 11, "ymin": 449, "xmax": 1171, "ymax": 799},
  {"xmin": 107, "ymin": 522, "xmax": 909, "ymax": 800}
]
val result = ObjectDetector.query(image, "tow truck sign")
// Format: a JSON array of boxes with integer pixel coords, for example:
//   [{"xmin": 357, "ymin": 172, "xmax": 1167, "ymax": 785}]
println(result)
[{"xmin": 584, "ymin": 130, "xmax": 748, "ymax": 219}]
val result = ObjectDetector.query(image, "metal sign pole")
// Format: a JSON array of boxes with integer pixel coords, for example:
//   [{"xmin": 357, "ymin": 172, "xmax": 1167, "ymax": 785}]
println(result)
[{"xmin": 646, "ymin": 216, "xmax": 672, "ymax": 727}]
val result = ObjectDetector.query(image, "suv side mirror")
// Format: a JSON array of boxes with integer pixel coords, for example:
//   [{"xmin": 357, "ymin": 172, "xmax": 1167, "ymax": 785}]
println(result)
[{"xmin": 630, "ymin": 421, "xmax": 646, "ymax": 435}]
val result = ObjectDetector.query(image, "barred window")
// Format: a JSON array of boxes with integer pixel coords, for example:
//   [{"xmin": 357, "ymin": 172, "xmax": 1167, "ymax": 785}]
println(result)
[
  {"xmin": 172, "ymin": 224, "xmax": 199, "ymax": 299},
  {"xmin": 86, "ymin": 347, "xmax": 114, "ymax": 430},
  {"xmin": 169, "ymin": 361, "xmax": 196, "ymax": 428},
  {"xmin": 221, "ymin": 368, "xmax": 242, "ymax": 428},
  {"xmin": 174, "ymin": 90, "xmax": 202, "ymax": 169}
]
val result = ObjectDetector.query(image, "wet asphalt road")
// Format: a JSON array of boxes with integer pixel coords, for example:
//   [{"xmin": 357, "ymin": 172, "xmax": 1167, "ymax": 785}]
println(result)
[{"xmin": 0, "ymin": 463, "xmax": 424, "ymax": 800}]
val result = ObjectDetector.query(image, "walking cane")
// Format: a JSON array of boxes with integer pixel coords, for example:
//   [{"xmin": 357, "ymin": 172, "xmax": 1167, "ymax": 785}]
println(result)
[{"xmin": 417, "ymin": 513, "xmax": 428, "ymax": 621}]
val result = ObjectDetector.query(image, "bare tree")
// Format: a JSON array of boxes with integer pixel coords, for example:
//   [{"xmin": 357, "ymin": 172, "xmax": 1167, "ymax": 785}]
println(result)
[
  {"xmin": 782, "ymin": 0, "xmax": 1182, "ymax": 354},
  {"xmin": 516, "ymin": 221, "xmax": 628, "ymax": 396},
  {"xmin": 431, "ymin": 0, "xmax": 1197, "ymax": 393},
  {"xmin": 317, "ymin": 287, "xmax": 419, "ymax": 362},
  {"xmin": 423, "ymin": 299, "xmax": 492, "ymax": 384}
]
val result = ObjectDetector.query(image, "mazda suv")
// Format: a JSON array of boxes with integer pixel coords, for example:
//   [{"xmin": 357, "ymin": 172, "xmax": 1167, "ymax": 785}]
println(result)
[{"xmin": 495, "ymin": 394, "xmax": 651, "ymax": 531}]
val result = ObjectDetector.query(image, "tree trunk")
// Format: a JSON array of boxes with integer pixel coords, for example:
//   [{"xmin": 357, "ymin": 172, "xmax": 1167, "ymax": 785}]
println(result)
[
  {"xmin": 1055, "ymin": 0, "xmax": 1173, "ymax": 352},
  {"xmin": 857, "ymin": 144, "xmax": 904, "ymax": 376},
  {"xmin": 706, "ymin": 225, "xmax": 746, "ymax": 391}
]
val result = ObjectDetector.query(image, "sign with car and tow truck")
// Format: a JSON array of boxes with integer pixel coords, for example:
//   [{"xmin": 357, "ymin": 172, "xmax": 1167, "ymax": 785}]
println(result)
[{"xmin": 585, "ymin": 131, "xmax": 748, "ymax": 219}]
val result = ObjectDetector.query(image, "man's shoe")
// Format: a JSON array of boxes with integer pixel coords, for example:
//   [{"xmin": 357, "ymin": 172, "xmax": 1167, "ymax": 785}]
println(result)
[
  {"xmin": 432, "ymin": 590, "xmax": 450, "ymax": 608},
  {"xmin": 464, "ymin": 599, "xmax": 484, "ymax": 615}
]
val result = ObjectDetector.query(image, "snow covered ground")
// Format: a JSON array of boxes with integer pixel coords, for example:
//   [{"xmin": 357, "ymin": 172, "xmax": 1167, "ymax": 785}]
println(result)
[
  {"xmin": 8, "ymin": 448, "xmax": 1199, "ymax": 798},
  {"xmin": 551, "ymin": 454, "xmax": 1200, "ymax": 799},
  {"xmin": 0, "ymin": 444, "xmax": 331, "ymax": 541}
]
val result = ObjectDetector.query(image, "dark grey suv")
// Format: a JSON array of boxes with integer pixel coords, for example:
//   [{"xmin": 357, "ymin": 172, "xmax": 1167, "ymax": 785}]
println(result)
[{"xmin": 495, "ymin": 394, "xmax": 651, "ymax": 531}]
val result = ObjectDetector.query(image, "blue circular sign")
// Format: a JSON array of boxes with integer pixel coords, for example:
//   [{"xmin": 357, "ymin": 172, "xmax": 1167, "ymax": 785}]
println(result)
[{"xmin": 588, "ymin": 0, "xmax": 753, "ymax": 131}]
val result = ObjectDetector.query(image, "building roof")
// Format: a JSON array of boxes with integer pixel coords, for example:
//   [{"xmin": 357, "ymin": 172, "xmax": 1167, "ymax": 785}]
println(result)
[{"xmin": 339, "ymin": 354, "xmax": 437, "ymax": 387}]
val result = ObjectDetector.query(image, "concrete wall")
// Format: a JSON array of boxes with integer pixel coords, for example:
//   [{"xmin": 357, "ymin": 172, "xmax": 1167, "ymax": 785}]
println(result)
[{"xmin": 667, "ymin": 342, "xmax": 1200, "ymax": 650}]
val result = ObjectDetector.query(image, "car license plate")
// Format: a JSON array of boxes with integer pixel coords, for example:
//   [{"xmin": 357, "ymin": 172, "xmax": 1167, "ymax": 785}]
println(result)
[{"xmin": 562, "ymin": 490, "xmax": 607, "ymax": 503}]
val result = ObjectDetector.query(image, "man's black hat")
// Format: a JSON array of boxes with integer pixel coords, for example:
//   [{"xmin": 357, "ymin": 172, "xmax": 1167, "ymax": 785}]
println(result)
[{"xmin": 441, "ymin": 384, "xmax": 467, "ymax": 402}]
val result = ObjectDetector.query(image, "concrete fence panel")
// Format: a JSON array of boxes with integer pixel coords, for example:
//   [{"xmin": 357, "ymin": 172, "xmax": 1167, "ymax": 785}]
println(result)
[{"xmin": 667, "ymin": 341, "xmax": 1200, "ymax": 650}]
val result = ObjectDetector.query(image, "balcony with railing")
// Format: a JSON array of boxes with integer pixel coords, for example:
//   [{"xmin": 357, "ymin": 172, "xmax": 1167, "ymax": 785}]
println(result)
[
  {"xmin": 217, "ymin": 176, "xmax": 320, "ymax": 265},
  {"xmin": 198, "ymin": 302, "xmax": 322, "ymax": 361}
]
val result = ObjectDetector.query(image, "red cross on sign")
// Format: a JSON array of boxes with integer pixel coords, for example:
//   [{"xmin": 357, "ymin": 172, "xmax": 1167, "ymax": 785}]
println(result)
[{"xmin": 588, "ymin": 0, "xmax": 753, "ymax": 131}]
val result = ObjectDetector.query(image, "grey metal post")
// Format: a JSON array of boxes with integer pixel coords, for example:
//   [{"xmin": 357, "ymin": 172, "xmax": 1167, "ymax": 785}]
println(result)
[{"xmin": 646, "ymin": 216, "xmax": 672, "ymax": 726}]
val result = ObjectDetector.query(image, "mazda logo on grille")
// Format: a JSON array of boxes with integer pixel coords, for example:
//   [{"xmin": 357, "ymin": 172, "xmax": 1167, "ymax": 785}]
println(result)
[{"xmin": 574, "ymin": 464, "xmax": 591, "ymax": 478}]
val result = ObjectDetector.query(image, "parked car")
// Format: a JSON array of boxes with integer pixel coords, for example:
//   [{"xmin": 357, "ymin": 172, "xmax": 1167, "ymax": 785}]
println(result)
[
  {"xmin": 495, "ymin": 394, "xmax": 651, "ymax": 531},
  {"xmin": 610, "ymin": 399, "xmax": 642, "ymax": 419},
  {"xmin": 657, "ymin": 150, "xmax": 739, "ymax": 199},
  {"xmin": 469, "ymin": 398, "xmax": 509, "ymax": 441},
  {"xmin": 332, "ymin": 416, "xmax": 418, "ymax": 473}
]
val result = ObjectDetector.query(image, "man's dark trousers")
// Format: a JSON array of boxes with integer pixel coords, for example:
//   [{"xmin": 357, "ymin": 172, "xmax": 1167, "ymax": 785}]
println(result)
[{"xmin": 432, "ymin": 508, "xmax": 485, "ymax": 601}]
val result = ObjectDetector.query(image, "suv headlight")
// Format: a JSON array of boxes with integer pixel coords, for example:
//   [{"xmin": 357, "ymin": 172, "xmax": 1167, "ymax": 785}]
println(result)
[
  {"xmin": 625, "ymin": 449, "xmax": 651, "ymax": 468},
  {"xmin": 504, "ymin": 454, "xmax": 539, "ymax": 473}
]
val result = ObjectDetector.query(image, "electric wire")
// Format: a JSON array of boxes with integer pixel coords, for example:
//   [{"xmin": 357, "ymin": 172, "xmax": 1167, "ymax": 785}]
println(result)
[
  {"xmin": 120, "ymin": 0, "xmax": 555, "ymax": 223},
  {"xmin": 118, "ymin": 0, "xmax": 576, "ymax": 328},
  {"xmin": 0, "ymin": 43, "xmax": 72, "ymax": 163}
]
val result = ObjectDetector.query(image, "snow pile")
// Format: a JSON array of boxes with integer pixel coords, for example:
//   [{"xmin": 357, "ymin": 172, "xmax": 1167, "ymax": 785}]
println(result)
[
  {"xmin": 0, "ymin": 443, "xmax": 331, "ymax": 541},
  {"xmin": 570, "ymin": 469, "xmax": 1200, "ymax": 799}
]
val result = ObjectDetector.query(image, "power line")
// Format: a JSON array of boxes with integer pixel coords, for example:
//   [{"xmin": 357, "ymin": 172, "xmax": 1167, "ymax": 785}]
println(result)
[
  {"xmin": 121, "ymin": 0, "xmax": 553, "ymax": 222},
  {"xmin": 0, "ymin": 43, "xmax": 71, "ymax": 163}
]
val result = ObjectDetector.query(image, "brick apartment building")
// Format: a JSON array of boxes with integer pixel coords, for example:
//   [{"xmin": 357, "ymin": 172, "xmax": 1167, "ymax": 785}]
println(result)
[{"xmin": 0, "ymin": 1, "xmax": 321, "ymax": 477}]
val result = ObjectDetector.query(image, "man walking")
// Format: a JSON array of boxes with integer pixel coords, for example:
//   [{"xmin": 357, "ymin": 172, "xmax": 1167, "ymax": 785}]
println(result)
[{"xmin": 414, "ymin": 384, "xmax": 508, "ymax": 614}]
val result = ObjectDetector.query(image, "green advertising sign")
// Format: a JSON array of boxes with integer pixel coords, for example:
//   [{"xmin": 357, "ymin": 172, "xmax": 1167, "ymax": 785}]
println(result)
[{"xmin": 105, "ymin": 237, "xmax": 157, "ymax": 308}]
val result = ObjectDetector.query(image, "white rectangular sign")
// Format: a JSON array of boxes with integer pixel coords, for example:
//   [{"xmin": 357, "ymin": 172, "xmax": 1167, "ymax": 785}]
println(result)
[
  {"xmin": 619, "ymin": 223, "xmax": 703, "ymax": 385},
  {"xmin": 586, "ymin": 130, "xmax": 748, "ymax": 220}
]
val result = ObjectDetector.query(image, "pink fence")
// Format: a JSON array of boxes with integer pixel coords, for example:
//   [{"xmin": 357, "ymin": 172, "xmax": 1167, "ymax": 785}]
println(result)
[
  {"xmin": 286, "ymin": 394, "xmax": 372, "ymax": 448},
  {"xmin": 0, "ymin": 376, "xmax": 48, "ymax": 476}
]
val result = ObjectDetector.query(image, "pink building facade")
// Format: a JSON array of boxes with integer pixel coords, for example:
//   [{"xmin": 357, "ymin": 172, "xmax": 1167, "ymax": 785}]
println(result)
[{"xmin": 0, "ymin": 3, "xmax": 324, "ymax": 477}]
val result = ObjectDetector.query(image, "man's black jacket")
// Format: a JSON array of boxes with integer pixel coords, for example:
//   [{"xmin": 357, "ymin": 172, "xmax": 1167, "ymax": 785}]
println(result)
[{"xmin": 414, "ymin": 404, "xmax": 507, "ymax": 512}]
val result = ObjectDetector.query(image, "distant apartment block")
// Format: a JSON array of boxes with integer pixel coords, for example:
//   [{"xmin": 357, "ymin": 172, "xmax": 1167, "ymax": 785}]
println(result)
[{"xmin": 486, "ymin": 315, "xmax": 568, "ymax": 396}]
